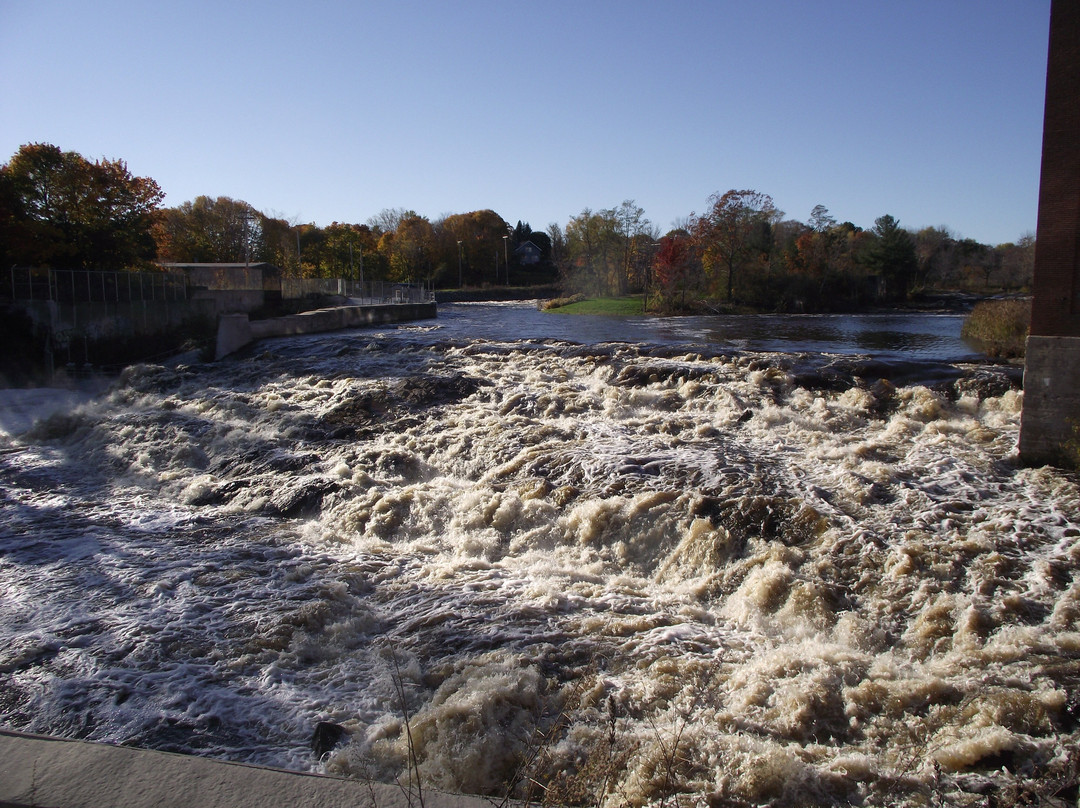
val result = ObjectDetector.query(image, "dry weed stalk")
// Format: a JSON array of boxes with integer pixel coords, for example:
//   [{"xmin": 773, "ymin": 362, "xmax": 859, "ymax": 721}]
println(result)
[
  {"xmin": 645, "ymin": 656, "xmax": 723, "ymax": 808},
  {"xmin": 385, "ymin": 639, "xmax": 425, "ymax": 808}
]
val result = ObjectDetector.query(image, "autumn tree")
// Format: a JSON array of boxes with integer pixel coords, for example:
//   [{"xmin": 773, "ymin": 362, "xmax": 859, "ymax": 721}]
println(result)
[
  {"xmin": 651, "ymin": 231, "xmax": 698, "ymax": 311},
  {"xmin": 436, "ymin": 209, "xmax": 510, "ymax": 286},
  {"xmin": 1, "ymin": 142, "xmax": 163, "ymax": 269},
  {"xmin": 382, "ymin": 213, "xmax": 433, "ymax": 282},
  {"xmin": 563, "ymin": 208, "xmax": 618, "ymax": 296},
  {"xmin": 613, "ymin": 200, "xmax": 656, "ymax": 295},
  {"xmin": 154, "ymin": 196, "xmax": 258, "ymax": 264},
  {"xmin": 912, "ymin": 226, "xmax": 957, "ymax": 289},
  {"xmin": 547, "ymin": 223, "xmax": 566, "ymax": 269},
  {"xmin": 693, "ymin": 189, "xmax": 779, "ymax": 303},
  {"xmin": 808, "ymin": 204, "xmax": 836, "ymax": 233},
  {"xmin": 367, "ymin": 207, "xmax": 413, "ymax": 235},
  {"xmin": 318, "ymin": 222, "xmax": 377, "ymax": 280},
  {"xmin": 995, "ymin": 233, "xmax": 1035, "ymax": 291},
  {"xmin": 258, "ymin": 213, "xmax": 303, "ymax": 274},
  {"xmin": 949, "ymin": 237, "xmax": 994, "ymax": 290}
]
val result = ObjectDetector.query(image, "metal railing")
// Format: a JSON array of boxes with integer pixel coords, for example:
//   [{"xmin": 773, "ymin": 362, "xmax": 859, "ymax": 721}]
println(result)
[
  {"xmin": 4, "ymin": 267, "xmax": 187, "ymax": 303},
  {"xmin": 282, "ymin": 277, "xmax": 434, "ymax": 304},
  {"xmin": 345, "ymin": 280, "xmax": 435, "ymax": 305},
  {"xmin": 3, "ymin": 267, "xmax": 435, "ymax": 306}
]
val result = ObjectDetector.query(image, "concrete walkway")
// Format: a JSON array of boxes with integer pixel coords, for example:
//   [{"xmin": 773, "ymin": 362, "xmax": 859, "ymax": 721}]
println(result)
[{"xmin": 0, "ymin": 730, "xmax": 489, "ymax": 808}]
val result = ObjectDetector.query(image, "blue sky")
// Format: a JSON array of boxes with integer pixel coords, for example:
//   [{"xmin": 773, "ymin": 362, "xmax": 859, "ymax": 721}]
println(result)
[{"xmin": 0, "ymin": 1, "xmax": 1051, "ymax": 245}]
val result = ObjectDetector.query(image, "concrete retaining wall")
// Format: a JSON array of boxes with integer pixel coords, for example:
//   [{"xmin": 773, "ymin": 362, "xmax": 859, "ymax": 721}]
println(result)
[
  {"xmin": 0, "ymin": 730, "xmax": 488, "ymax": 808},
  {"xmin": 190, "ymin": 288, "xmax": 268, "ymax": 316},
  {"xmin": 216, "ymin": 301, "xmax": 437, "ymax": 359},
  {"xmin": 17, "ymin": 298, "xmax": 218, "ymax": 340}
]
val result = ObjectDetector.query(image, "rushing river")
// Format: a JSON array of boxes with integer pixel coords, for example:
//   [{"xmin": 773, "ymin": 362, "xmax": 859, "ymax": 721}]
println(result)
[{"xmin": 1, "ymin": 303, "xmax": 1077, "ymax": 807}]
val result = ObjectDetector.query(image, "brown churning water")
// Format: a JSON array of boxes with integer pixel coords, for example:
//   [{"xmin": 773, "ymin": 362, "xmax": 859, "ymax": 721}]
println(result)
[{"xmin": 0, "ymin": 305, "xmax": 1075, "ymax": 807}]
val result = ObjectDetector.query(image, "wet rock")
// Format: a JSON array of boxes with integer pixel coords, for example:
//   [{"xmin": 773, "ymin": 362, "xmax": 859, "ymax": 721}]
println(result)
[
  {"xmin": 118, "ymin": 364, "xmax": 189, "ymax": 394},
  {"xmin": 322, "ymin": 390, "xmax": 389, "ymax": 428},
  {"xmin": 269, "ymin": 477, "xmax": 339, "ymax": 517},
  {"xmin": 322, "ymin": 374, "xmax": 486, "ymax": 437},
  {"xmin": 791, "ymin": 368, "xmax": 855, "ymax": 393},
  {"xmin": 953, "ymin": 366, "xmax": 1023, "ymax": 400},
  {"xmin": 310, "ymin": 721, "xmax": 348, "ymax": 758},
  {"xmin": 252, "ymin": 450, "xmax": 320, "ymax": 473},
  {"xmin": 185, "ymin": 479, "xmax": 246, "ymax": 507},
  {"xmin": 392, "ymin": 373, "xmax": 486, "ymax": 408},
  {"xmin": 373, "ymin": 449, "xmax": 425, "ymax": 481},
  {"xmin": 867, "ymin": 378, "xmax": 898, "ymax": 416},
  {"xmin": 24, "ymin": 412, "xmax": 85, "ymax": 441},
  {"xmin": 1060, "ymin": 691, "xmax": 1080, "ymax": 731}
]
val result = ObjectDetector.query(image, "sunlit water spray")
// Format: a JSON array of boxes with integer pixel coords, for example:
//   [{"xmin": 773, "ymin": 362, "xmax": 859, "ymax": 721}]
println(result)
[{"xmin": 0, "ymin": 304, "xmax": 1076, "ymax": 806}]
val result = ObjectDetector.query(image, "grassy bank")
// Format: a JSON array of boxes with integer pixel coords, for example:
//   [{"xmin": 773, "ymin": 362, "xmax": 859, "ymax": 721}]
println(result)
[{"xmin": 541, "ymin": 296, "xmax": 645, "ymax": 316}]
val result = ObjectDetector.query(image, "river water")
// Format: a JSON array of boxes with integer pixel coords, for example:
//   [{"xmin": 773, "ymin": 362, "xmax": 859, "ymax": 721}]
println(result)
[{"xmin": 1, "ymin": 303, "xmax": 1077, "ymax": 807}]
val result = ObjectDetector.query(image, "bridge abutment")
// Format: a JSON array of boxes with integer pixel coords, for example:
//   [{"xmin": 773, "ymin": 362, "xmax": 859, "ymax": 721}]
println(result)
[{"xmin": 1019, "ymin": 0, "xmax": 1080, "ymax": 467}]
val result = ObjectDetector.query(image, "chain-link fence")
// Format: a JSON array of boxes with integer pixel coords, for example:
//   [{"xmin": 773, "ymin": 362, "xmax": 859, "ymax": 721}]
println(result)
[
  {"xmin": 3, "ymin": 267, "xmax": 187, "ymax": 303},
  {"xmin": 3, "ymin": 266, "xmax": 434, "ymax": 306},
  {"xmin": 281, "ymin": 277, "xmax": 434, "ymax": 304}
]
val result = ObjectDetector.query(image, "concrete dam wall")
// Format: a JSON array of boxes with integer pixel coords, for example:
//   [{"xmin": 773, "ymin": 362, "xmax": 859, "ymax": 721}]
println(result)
[{"xmin": 216, "ymin": 301, "xmax": 438, "ymax": 359}]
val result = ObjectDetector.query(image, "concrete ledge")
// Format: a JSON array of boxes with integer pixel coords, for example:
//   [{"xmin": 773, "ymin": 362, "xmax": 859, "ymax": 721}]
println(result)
[
  {"xmin": 0, "ymin": 730, "xmax": 486, "ymax": 808},
  {"xmin": 1019, "ymin": 335, "xmax": 1080, "ymax": 466},
  {"xmin": 216, "ymin": 302, "xmax": 437, "ymax": 359}
]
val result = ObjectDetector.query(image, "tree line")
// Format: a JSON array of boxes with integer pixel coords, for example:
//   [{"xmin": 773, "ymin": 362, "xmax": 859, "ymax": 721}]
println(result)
[
  {"xmin": 554, "ymin": 193, "xmax": 1035, "ymax": 313},
  {"xmin": 1, "ymin": 143, "xmax": 1033, "ymax": 311}
]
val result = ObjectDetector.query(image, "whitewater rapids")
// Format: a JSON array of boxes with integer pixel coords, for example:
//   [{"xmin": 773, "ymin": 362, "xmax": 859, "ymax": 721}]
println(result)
[{"xmin": 0, "ymin": 313, "xmax": 1077, "ymax": 807}]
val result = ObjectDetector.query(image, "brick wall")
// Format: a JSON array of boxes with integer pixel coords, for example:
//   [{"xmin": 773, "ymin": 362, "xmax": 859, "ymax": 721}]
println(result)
[{"xmin": 1030, "ymin": 0, "xmax": 1080, "ymax": 336}]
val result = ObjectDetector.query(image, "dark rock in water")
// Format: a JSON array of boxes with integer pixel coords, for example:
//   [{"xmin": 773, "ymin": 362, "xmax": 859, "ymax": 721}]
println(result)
[
  {"xmin": 392, "ymin": 372, "xmax": 487, "ymax": 408},
  {"xmin": 952, "ymin": 366, "xmax": 1023, "ymax": 400},
  {"xmin": 790, "ymin": 367, "xmax": 856, "ymax": 393},
  {"xmin": 311, "ymin": 721, "xmax": 348, "ymax": 758},
  {"xmin": 269, "ymin": 477, "xmax": 339, "ymax": 517},
  {"xmin": 321, "ymin": 374, "xmax": 487, "ymax": 438},
  {"xmin": 1061, "ymin": 691, "xmax": 1080, "ymax": 731}
]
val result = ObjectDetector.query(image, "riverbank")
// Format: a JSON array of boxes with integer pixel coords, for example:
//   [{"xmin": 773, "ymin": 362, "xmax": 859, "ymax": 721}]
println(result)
[
  {"xmin": 542, "ymin": 290, "xmax": 999, "ymax": 317},
  {"xmin": 435, "ymin": 285, "xmax": 558, "ymax": 303}
]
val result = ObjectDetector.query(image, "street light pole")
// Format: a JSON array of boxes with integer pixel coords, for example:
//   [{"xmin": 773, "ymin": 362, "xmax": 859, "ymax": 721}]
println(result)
[
  {"xmin": 242, "ymin": 211, "xmax": 253, "ymax": 268},
  {"xmin": 502, "ymin": 235, "xmax": 509, "ymax": 285}
]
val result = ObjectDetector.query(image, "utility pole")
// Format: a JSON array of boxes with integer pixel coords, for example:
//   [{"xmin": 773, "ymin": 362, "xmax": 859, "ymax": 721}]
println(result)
[{"xmin": 242, "ymin": 211, "xmax": 253, "ymax": 269}]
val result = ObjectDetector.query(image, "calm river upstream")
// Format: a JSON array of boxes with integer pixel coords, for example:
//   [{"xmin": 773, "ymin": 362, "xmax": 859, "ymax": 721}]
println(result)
[{"xmin": 0, "ymin": 303, "xmax": 1076, "ymax": 807}]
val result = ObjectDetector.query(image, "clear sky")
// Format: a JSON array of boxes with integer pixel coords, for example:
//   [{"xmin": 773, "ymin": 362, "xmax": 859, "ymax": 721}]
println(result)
[{"xmin": 0, "ymin": 1, "xmax": 1052, "ymax": 245}]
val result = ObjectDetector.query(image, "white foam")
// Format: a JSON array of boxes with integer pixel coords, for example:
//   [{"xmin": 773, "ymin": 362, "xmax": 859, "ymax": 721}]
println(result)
[{"xmin": 0, "ymin": 340, "xmax": 1075, "ymax": 805}]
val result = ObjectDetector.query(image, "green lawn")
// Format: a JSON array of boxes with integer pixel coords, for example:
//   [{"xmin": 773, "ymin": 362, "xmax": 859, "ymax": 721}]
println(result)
[{"xmin": 546, "ymin": 297, "xmax": 645, "ymax": 316}]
